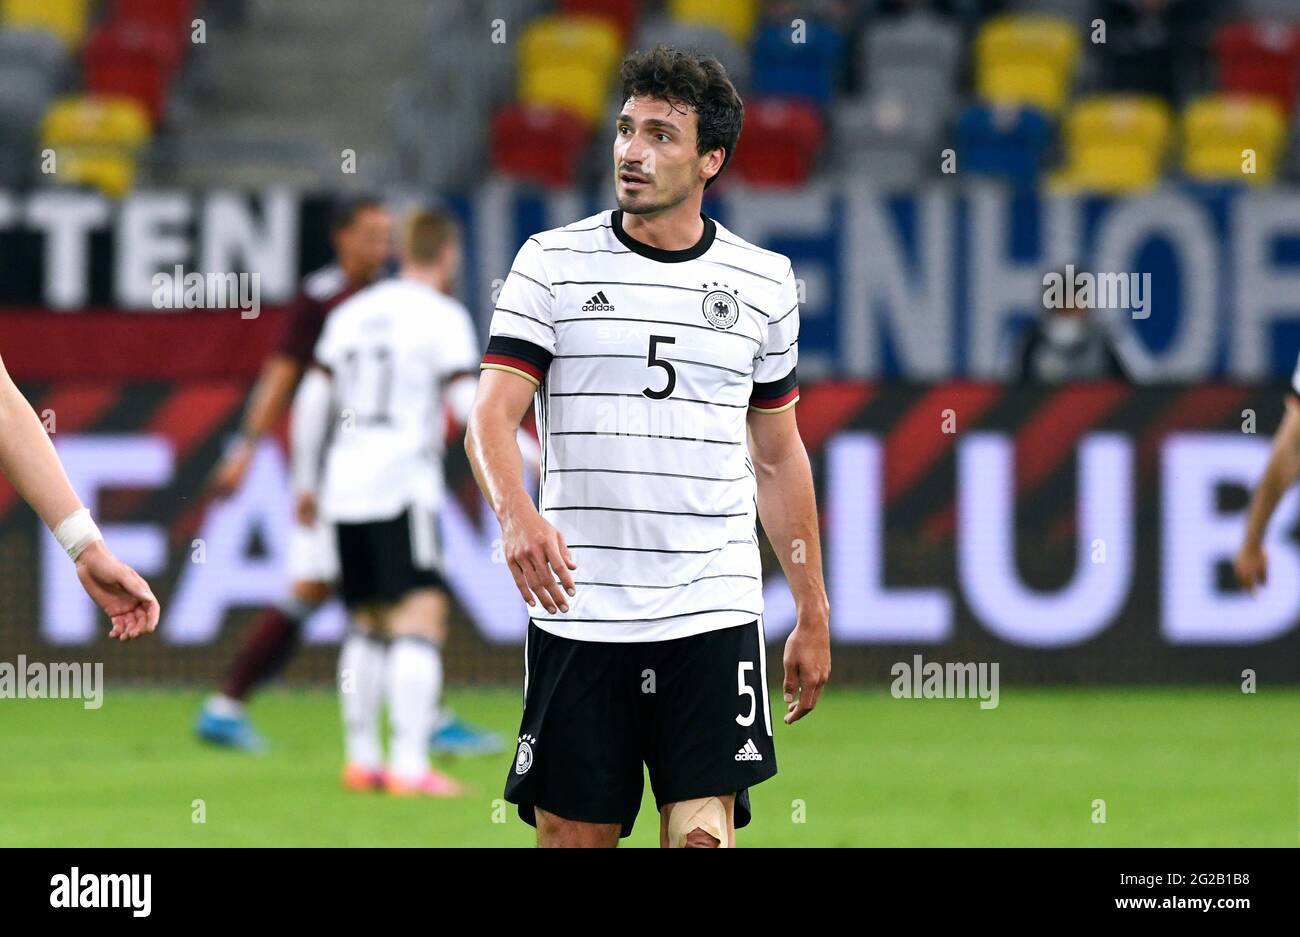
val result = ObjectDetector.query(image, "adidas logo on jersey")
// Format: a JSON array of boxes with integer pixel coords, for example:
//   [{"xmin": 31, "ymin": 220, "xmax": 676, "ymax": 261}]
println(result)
[
  {"xmin": 582, "ymin": 290, "xmax": 615, "ymax": 312},
  {"xmin": 735, "ymin": 739, "xmax": 763, "ymax": 762}
]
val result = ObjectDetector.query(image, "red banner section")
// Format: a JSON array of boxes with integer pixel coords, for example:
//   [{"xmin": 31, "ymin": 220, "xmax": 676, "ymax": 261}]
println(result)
[{"xmin": 0, "ymin": 308, "xmax": 288, "ymax": 381}]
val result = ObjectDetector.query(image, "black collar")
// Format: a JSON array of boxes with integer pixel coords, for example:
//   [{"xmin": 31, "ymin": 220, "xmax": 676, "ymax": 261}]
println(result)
[{"xmin": 612, "ymin": 210, "xmax": 716, "ymax": 263}]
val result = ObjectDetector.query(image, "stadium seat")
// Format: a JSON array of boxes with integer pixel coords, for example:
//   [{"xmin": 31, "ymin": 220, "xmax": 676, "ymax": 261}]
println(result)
[
  {"xmin": 1214, "ymin": 21, "xmax": 1300, "ymax": 116},
  {"xmin": 39, "ymin": 95, "xmax": 152, "ymax": 198},
  {"xmin": 518, "ymin": 14, "xmax": 623, "ymax": 126},
  {"xmin": 1051, "ymin": 96, "xmax": 1172, "ymax": 193},
  {"xmin": 83, "ymin": 20, "xmax": 180, "ymax": 124},
  {"xmin": 633, "ymin": 15, "xmax": 750, "ymax": 90},
  {"xmin": 0, "ymin": 0, "xmax": 91, "ymax": 48},
  {"xmin": 729, "ymin": 97, "xmax": 823, "ymax": 187},
  {"xmin": 750, "ymin": 20, "xmax": 845, "ymax": 109},
  {"xmin": 0, "ymin": 65, "xmax": 55, "ymax": 186},
  {"xmin": 112, "ymin": 0, "xmax": 195, "ymax": 38},
  {"xmin": 491, "ymin": 103, "xmax": 591, "ymax": 187},
  {"xmin": 559, "ymin": 0, "xmax": 641, "ymax": 42},
  {"xmin": 0, "ymin": 27, "xmax": 71, "ymax": 89},
  {"xmin": 835, "ymin": 92, "xmax": 944, "ymax": 188},
  {"xmin": 668, "ymin": 0, "xmax": 757, "ymax": 46},
  {"xmin": 864, "ymin": 11, "xmax": 962, "ymax": 120},
  {"xmin": 975, "ymin": 14, "xmax": 1081, "ymax": 114},
  {"xmin": 956, "ymin": 103, "xmax": 1052, "ymax": 187},
  {"xmin": 1181, "ymin": 94, "xmax": 1286, "ymax": 184}
]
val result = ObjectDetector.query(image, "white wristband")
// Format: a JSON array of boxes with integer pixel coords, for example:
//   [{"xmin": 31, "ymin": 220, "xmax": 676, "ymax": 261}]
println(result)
[{"xmin": 53, "ymin": 508, "xmax": 103, "ymax": 561}]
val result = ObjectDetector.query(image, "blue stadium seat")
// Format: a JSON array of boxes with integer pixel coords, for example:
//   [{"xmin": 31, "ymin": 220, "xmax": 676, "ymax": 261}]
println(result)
[
  {"xmin": 956, "ymin": 103, "xmax": 1053, "ymax": 186},
  {"xmin": 750, "ymin": 20, "xmax": 845, "ymax": 109}
]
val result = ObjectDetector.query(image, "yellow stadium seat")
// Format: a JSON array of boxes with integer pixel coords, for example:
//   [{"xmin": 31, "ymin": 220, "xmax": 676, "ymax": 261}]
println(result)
[
  {"xmin": 521, "ymin": 64, "xmax": 610, "ymax": 126},
  {"xmin": 1182, "ymin": 95, "xmax": 1286, "ymax": 184},
  {"xmin": 1053, "ymin": 95, "xmax": 1173, "ymax": 193},
  {"xmin": 518, "ymin": 14, "xmax": 623, "ymax": 126},
  {"xmin": 57, "ymin": 153, "xmax": 139, "ymax": 199},
  {"xmin": 519, "ymin": 15, "xmax": 622, "ymax": 79},
  {"xmin": 976, "ymin": 14, "xmax": 1081, "ymax": 114},
  {"xmin": 1, "ymin": 0, "xmax": 91, "ymax": 48},
  {"xmin": 40, "ymin": 96, "xmax": 151, "ymax": 198},
  {"xmin": 669, "ymin": 0, "xmax": 757, "ymax": 45}
]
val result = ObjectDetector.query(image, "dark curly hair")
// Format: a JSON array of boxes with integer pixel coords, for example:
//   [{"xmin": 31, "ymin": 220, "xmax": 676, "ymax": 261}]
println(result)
[{"xmin": 618, "ymin": 45, "xmax": 744, "ymax": 190}]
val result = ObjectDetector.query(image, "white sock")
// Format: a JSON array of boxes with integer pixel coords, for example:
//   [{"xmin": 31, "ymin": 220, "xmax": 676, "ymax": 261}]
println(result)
[
  {"xmin": 338, "ymin": 631, "xmax": 385, "ymax": 770},
  {"xmin": 205, "ymin": 694, "xmax": 244, "ymax": 718},
  {"xmin": 386, "ymin": 637, "xmax": 441, "ymax": 782}
]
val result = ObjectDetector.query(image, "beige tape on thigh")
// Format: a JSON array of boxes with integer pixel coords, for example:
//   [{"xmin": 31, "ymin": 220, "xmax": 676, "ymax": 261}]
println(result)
[{"xmin": 667, "ymin": 797, "xmax": 731, "ymax": 848}]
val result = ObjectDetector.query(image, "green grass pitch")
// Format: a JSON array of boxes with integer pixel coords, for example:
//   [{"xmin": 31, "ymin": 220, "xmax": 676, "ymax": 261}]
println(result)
[{"xmin": 1, "ymin": 686, "xmax": 1294, "ymax": 847}]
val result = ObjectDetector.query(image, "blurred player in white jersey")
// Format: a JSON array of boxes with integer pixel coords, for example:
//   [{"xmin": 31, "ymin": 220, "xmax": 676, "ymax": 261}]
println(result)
[
  {"xmin": 466, "ymin": 46, "xmax": 831, "ymax": 847},
  {"xmin": 294, "ymin": 209, "xmax": 495, "ymax": 795}
]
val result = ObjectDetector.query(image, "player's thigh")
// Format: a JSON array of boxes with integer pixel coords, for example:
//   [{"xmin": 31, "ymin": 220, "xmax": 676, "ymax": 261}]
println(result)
[
  {"xmin": 659, "ymin": 795, "xmax": 736, "ymax": 848},
  {"xmin": 386, "ymin": 587, "xmax": 446, "ymax": 641},
  {"xmin": 534, "ymin": 808, "xmax": 622, "ymax": 849},
  {"xmin": 639, "ymin": 621, "xmax": 777, "ymax": 818}
]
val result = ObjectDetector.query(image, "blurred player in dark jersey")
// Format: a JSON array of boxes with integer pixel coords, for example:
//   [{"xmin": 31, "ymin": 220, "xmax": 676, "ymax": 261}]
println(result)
[{"xmin": 195, "ymin": 195, "xmax": 390, "ymax": 751}]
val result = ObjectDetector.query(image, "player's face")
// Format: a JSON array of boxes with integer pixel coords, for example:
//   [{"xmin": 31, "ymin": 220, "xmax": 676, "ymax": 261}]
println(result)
[
  {"xmin": 336, "ymin": 207, "xmax": 394, "ymax": 280},
  {"xmin": 613, "ymin": 96, "xmax": 713, "ymax": 215}
]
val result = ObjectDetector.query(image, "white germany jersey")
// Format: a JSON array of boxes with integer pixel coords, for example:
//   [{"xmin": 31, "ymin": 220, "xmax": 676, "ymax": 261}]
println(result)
[
  {"xmin": 482, "ymin": 209, "xmax": 800, "ymax": 642},
  {"xmin": 315, "ymin": 277, "xmax": 479, "ymax": 522}
]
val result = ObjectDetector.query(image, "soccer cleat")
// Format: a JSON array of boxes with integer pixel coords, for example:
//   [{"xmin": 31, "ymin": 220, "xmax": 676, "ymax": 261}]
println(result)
[
  {"xmin": 384, "ymin": 768, "xmax": 465, "ymax": 798},
  {"xmin": 429, "ymin": 712, "xmax": 504, "ymax": 756},
  {"xmin": 195, "ymin": 707, "xmax": 267, "ymax": 753},
  {"xmin": 340, "ymin": 763, "xmax": 386, "ymax": 792}
]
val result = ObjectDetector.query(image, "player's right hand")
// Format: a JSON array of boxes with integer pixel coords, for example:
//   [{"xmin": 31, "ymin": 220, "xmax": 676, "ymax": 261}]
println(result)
[
  {"xmin": 75, "ymin": 540, "xmax": 160, "ymax": 641},
  {"xmin": 501, "ymin": 507, "xmax": 577, "ymax": 615},
  {"xmin": 207, "ymin": 442, "xmax": 253, "ymax": 499},
  {"xmin": 1234, "ymin": 544, "xmax": 1267, "ymax": 594}
]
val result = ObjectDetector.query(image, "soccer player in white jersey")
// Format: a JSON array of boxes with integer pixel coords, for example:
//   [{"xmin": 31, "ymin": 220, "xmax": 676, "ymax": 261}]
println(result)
[
  {"xmin": 1235, "ymin": 356, "xmax": 1300, "ymax": 591},
  {"xmin": 0, "ymin": 351, "xmax": 159, "ymax": 639},
  {"xmin": 466, "ymin": 46, "xmax": 832, "ymax": 847},
  {"xmin": 293, "ymin": 210, "xmax": 482, "ymax": 796}
]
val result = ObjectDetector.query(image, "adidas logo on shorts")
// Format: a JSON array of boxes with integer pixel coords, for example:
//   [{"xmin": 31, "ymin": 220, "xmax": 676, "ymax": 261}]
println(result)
[
  {"xmin": 734, "ymin": 739, "xmax": 763, "ymax": 762},
  {"xmin": 582, "ymin": 290, "xmax": 615, "ymax": 312}
]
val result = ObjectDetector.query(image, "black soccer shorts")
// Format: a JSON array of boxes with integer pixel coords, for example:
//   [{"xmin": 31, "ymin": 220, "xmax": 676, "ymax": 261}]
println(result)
[
  {"xmin": 503, "ymin": 619, "xmax": 779, "ymax": 838},
  {"xmin": 333, "ymin": 506, "xmax": 448, "ymax": 608}
]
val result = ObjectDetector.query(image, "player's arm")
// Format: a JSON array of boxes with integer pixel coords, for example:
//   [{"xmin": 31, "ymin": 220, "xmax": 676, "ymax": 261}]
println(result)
[
  {"xmin": 748, "ymin": 403, "xmax": 831, "ymax": 723},
  {"xmin": 289, "ymin": 364, "xmax": 333, "ymax": 526},
  {"xmin": 464, "ymin": 369, "xmax": 575, "ymax": 613},
  {"xmin": 0, "ymin": 352, "xmax": 158, "ymax": 639},
  {"xmin": 1235, "ymin": 396, "xmax": 1300, "ymax": 592},
  {"xmin": 209, "ymin": 354, "xmax": 303, "ymax": 498}
]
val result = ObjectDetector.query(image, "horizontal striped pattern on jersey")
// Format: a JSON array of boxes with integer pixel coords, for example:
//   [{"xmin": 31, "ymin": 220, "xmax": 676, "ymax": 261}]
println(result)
[{"xmin": 482, "ymin": 210, "xmax": 800, "ymax": 642}]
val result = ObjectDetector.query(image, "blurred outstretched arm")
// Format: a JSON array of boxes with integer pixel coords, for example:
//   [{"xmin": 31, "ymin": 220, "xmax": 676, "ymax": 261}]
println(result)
[
  {"xmin": 0, "ymin": 351, "xmax": 159, "ymax": 639},
  {"xmin": 1236, "ymin": 397, "xmax": 1300, "ymax": 593}
]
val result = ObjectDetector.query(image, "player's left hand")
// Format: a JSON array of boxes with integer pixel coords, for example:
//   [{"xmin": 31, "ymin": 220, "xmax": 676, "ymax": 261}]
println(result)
[
  {"xmin": 75, "ymin": 540, "xmax": 160, "ymax": 641},
  {"xmin": 782, "ymin": 602, "xmax": 830, "ymax": 724}
]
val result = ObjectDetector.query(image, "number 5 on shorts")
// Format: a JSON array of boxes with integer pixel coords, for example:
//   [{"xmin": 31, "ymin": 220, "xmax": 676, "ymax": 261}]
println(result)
[{"xmin": 736, "ymin": 661, "xmax": 756, "ymax": 727}]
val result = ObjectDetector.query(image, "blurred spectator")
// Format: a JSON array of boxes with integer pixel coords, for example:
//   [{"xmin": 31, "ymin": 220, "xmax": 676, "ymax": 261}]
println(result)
[{"xmin": 1015, "ymin": 272, "xmax": 1130, "ymax": 383}]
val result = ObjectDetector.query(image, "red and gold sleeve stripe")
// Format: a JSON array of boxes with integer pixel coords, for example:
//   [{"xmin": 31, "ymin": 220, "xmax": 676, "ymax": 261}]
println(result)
[
  {"xmin": 480, "ymin": 335, "xmax": 554, "ymax": 388},
  {"xmin": 750, "ymin": 368, "xmax": 800, "ymax": 413}
]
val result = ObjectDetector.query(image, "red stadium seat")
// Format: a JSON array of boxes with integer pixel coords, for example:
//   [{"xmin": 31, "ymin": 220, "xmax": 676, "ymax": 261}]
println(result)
[
  {"xmin": 729, "ymin": 97, "xmax": 824, "ymax": 187},
  {"xmin": 112, "ymin": 0, "xmax": 194, "ymax": 38},
  {"xmin": 1214, "ymin": 21, "xmax": 1300, "ymax": 115},
  {"xmin": 559, "ymin": 0, "xmax": 642, "ymax": 42},
  {"xmin": 83, "ymin": 19, "xmax": 178, "ymax": 123},
  {"xmin": 490, "ymin": 103, "xmax": 591, "ymax": 187}
]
